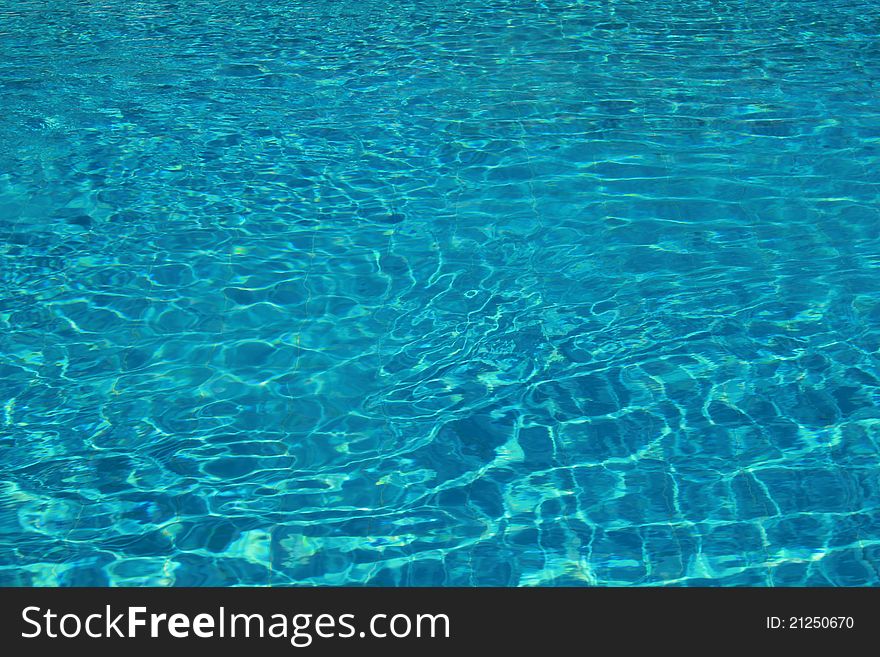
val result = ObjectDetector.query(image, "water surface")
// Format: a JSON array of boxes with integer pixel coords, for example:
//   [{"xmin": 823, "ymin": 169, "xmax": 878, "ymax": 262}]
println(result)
[{"xmin": 1, "ymin": 0, "xmax": 879, "ymax": 586}]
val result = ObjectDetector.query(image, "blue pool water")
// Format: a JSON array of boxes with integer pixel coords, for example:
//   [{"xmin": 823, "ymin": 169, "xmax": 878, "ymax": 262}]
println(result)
[{"xmin": 1, "ymin": 0, "xmax": 879, "ymax": 587}]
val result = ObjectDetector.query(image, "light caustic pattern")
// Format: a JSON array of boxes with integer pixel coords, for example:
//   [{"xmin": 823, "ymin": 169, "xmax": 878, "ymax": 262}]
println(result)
[{"xmin": 0, "ymin": 0, "xmax": 879, "ymax": 586}]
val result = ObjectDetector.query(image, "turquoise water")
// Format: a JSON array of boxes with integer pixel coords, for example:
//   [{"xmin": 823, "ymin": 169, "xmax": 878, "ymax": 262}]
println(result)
[{"xmin": 1, "ymin": 0, "xmax": 879, "ymax": 587}]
